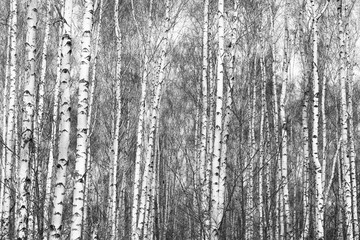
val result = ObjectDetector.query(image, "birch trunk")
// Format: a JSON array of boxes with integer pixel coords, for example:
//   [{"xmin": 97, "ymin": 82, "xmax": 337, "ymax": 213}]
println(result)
[
  {"xmin": 82, "ymin": 0, "xmax": 104, "ymax": 237},
  {"xmin": 43, "ymin": 2, "xmax": 64, "ymax": 235},
  {"xmin": 219, "ymin": 3, "xmax": 237, "ymax": 232},
  {"xmin": 259, "ymin": 43, "xmax": 266, "ymax": 240},
  {"xmin": 69, "ymin": 1, "xmax": 94, "ymax": 239},
  {"xmin": 16, "ymin": 1, "xmax": 37, "ymax": 239},
  {"xmin": 338, "ymin": 0, "xmax": 353, "ymax": 238},
  {"xmin": 210, "ymin": 0, "xmax": 225, "ymax": 237},
  {"xmin": 204, "ymin": 51, "xmax": 215, "ymax": 238},
  {"xmin": 0, "ymin": 8, "xmax": 11, "ymax": 232},
  {"xmin": 269, "ymin": 7, "xmax": 280, "ymax": 239},
  {"xmin": 345, "ymin": 14, "xmax": 359, "ymax": 238},
  {"xmin": 199, "ymin": 1, "xmax": 209, "ymax": 234},
  {"xmin": 109, "ymin": 0, "xmax": 121, "ymax": 239},
  {"xmin": 310, "ymin": 0, "xmax": 326, "ymax": 238},
  {"xmin": 279, "ymin": 4, "xmax": 291, "ymax": 238},
  {"xmin": 49, "ymin": 0, "xmax": 72, "ymax": 238},
  {"xmin": 131, "ymin": 1, "xmax": 153, "ymax": 236},
  {"xmin": 1, "ymin": 0, "xmax": 17, "ymax": 237}
]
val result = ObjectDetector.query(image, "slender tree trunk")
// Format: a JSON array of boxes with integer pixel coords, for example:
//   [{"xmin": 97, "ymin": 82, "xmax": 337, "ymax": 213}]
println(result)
[
  {"xmin": 16, "ymin": 1, "xmax": 37, "ymax": 239},
  {"xmin": 345, "ymin": 14, "xmax": 359, "ymax": 239},
  {"xmin": 2, "ymin": 0, "xmax": 17, "ymax": 238},
  {"xmin": 69, "ymin": 1, "xmax": 94, "ymax": 239},
  {"xmin": 259, "ymin": 41, "xmax": 266, "ymax": 240},
  {"xmin": 82, "ymin": 0, "xmax": 104, "ymax": 237},
  {"xmin": 0, "ymin": 9, "xmax": 11, "ymax": 232},
  {"xmin": 269, "ymin": 6, "xmax": 280, "ymax": 239},
  {"xmin": 219, "ymin": 3, "xmax": 237, "ymax": 236},
  {"xmin": 43, "ymin": 2, "xmax": 64, "ymax": 236},
  {"xmin": 199, "ymin": 1, "xmax": 209, "ymax": 236},
  {"xmin": 279, "ymin": 7, "xmax": 291, "ymax": 238},
  {"xmin": 109, "ymin": 1, "xmax": 121, "ymax": 239},
  {"xmin": 131, "ymin": 1, "xmax": 153, "ymax": 237},
  {"xmin": 210, "ymin": 0, "xmax": 225, "ymax": 238},
  {"xmin": 49, "ymin": 0, "xmax": 73, "ymax": 238},
  {"xmin": 338, "ymin": 0, "xmax": 353, "ymax": 238},
  {"xmin": 205, "ymin": 50, "xmax": 215, "ymax": 239}
]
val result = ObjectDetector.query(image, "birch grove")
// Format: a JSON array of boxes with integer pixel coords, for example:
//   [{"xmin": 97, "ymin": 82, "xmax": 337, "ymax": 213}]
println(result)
[{"xmin": 0, "ymin": 0, "xmax": 360, "ymax": 239}]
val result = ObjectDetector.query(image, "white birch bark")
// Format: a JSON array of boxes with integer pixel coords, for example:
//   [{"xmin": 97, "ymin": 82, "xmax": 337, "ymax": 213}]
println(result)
[
  {"xmin": 259, "ymin": 42, "xmax": 266, "ymax": 240},
  {"xmin": 82, "ymin": 0, "xmax": 104, "ymax": 237},
  {"xmin": 131, "ymin": 1, "xmax": 153, "ymax": 236},
  {"xmin": 269, "ymin": 7, "xmax": 281, "ymax": 239},
  {"xmin": 210, "ymin": 0, "xmax": 225, "ymax": 237},
  {"xmin": 49, "ymin": 0, "xmax": 72, "ymax": 238},
  {"xmin": 219, "ymin": 2, "xmax": 237, "ymax": 228},
  {"xmin": 345, "ymin": 15, "xmax": 359, "ymax": 238},
  {"xmin": 199, "ymin": 0, "xmax": 209, "ymax": 235},
  {"xmin": 16, "ymin": 1, "xmax": 37, "ymax": 238},
  {"xmin": 70, "ymin": 1, "xmax": 94, "ymax": 239},
  {"xmin": 0, "ymin": 10, "xmax": 11, "ymax": 232},
  {"xmin": 109, "ymin": 0, "xmax": 121, "ymax": 239},
  {"xmin": 279, "ymin": 4, "xmax": 291, "ymax": 238},
  {"xmin": 338, "ymin": 0, "xmax": 353, "ymax": 238},
  {"xmin": 204, "ymin": 51, "xmax": 215, "ymax": 238},
  {"xmin": 310, "ymin": 0, "xmax": 325, "ymax": 238},
  {"xmin": 1, "ymin": 0, "xmax": 17, "ymax": 237}
]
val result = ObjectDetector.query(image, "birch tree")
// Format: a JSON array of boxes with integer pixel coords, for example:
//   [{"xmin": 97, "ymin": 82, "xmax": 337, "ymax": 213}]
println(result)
[
  {"xmin": 70, "ymin": 1, "xmax": 94, "ymax": 239},
  {"xmin": 131, "ymin": 1, "xmax": 153, "ymax": 236},
  {"xmin": 199, "ymin": 0, "xmax": 209, "ymax": 236},
  {"xmin": 49, "ymin": 0, "xmax": 73, "ymax": 238},
  {"xmin": 109, "ymin": 0, "xmax": 121, "ymax": 238},
  {"xmin": 43, "ymin": 1, "xmax": 64, "ymax": 234},
  {"xmin": 338, "ymin": 0, "xmax": 353, "ymax": 238},
  {"xmin": 83, "ymin": 0, "xmax": 104, "ymax": 237},
  {"xmin": 210, "ymin": 0, "xmax": 225, "ymax": 238},
  {"xmin": 1, "ymin": 0, "xmax": 17, "ymax": 237},
  {"xmin": 0, "ymin": 13, "xmax": 11, "ymax": 231},
  {"xmin": 16, "ymin": 1, "xmax": 37, "ymax": 239}
]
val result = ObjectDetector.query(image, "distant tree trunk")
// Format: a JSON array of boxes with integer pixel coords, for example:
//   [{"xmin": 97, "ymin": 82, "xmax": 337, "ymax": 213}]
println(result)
[
  {"xmin": 2, "ymin": 0, "xmax": 17, "ymax": 237},
  {"xmin": 210, "ymin": 0, "xmax": 225, "ymax": 238},
  {"xmin": 245, "ymin": 56, "xmax": 256, "ymax": 240},
  {"xmin": 135, "ymin": 1, "xmax": 170, "ymax": 238},
  {"xmin": 49, "ymin": 0, "xmax": 73, "ymax": 238},
  {"xmin": 16, "ymin": 1, "xmax": 37, "ymax": 239},
  {"xmin": 259, "ymin": 40, "xmax": 266, "ymax": 240}
]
